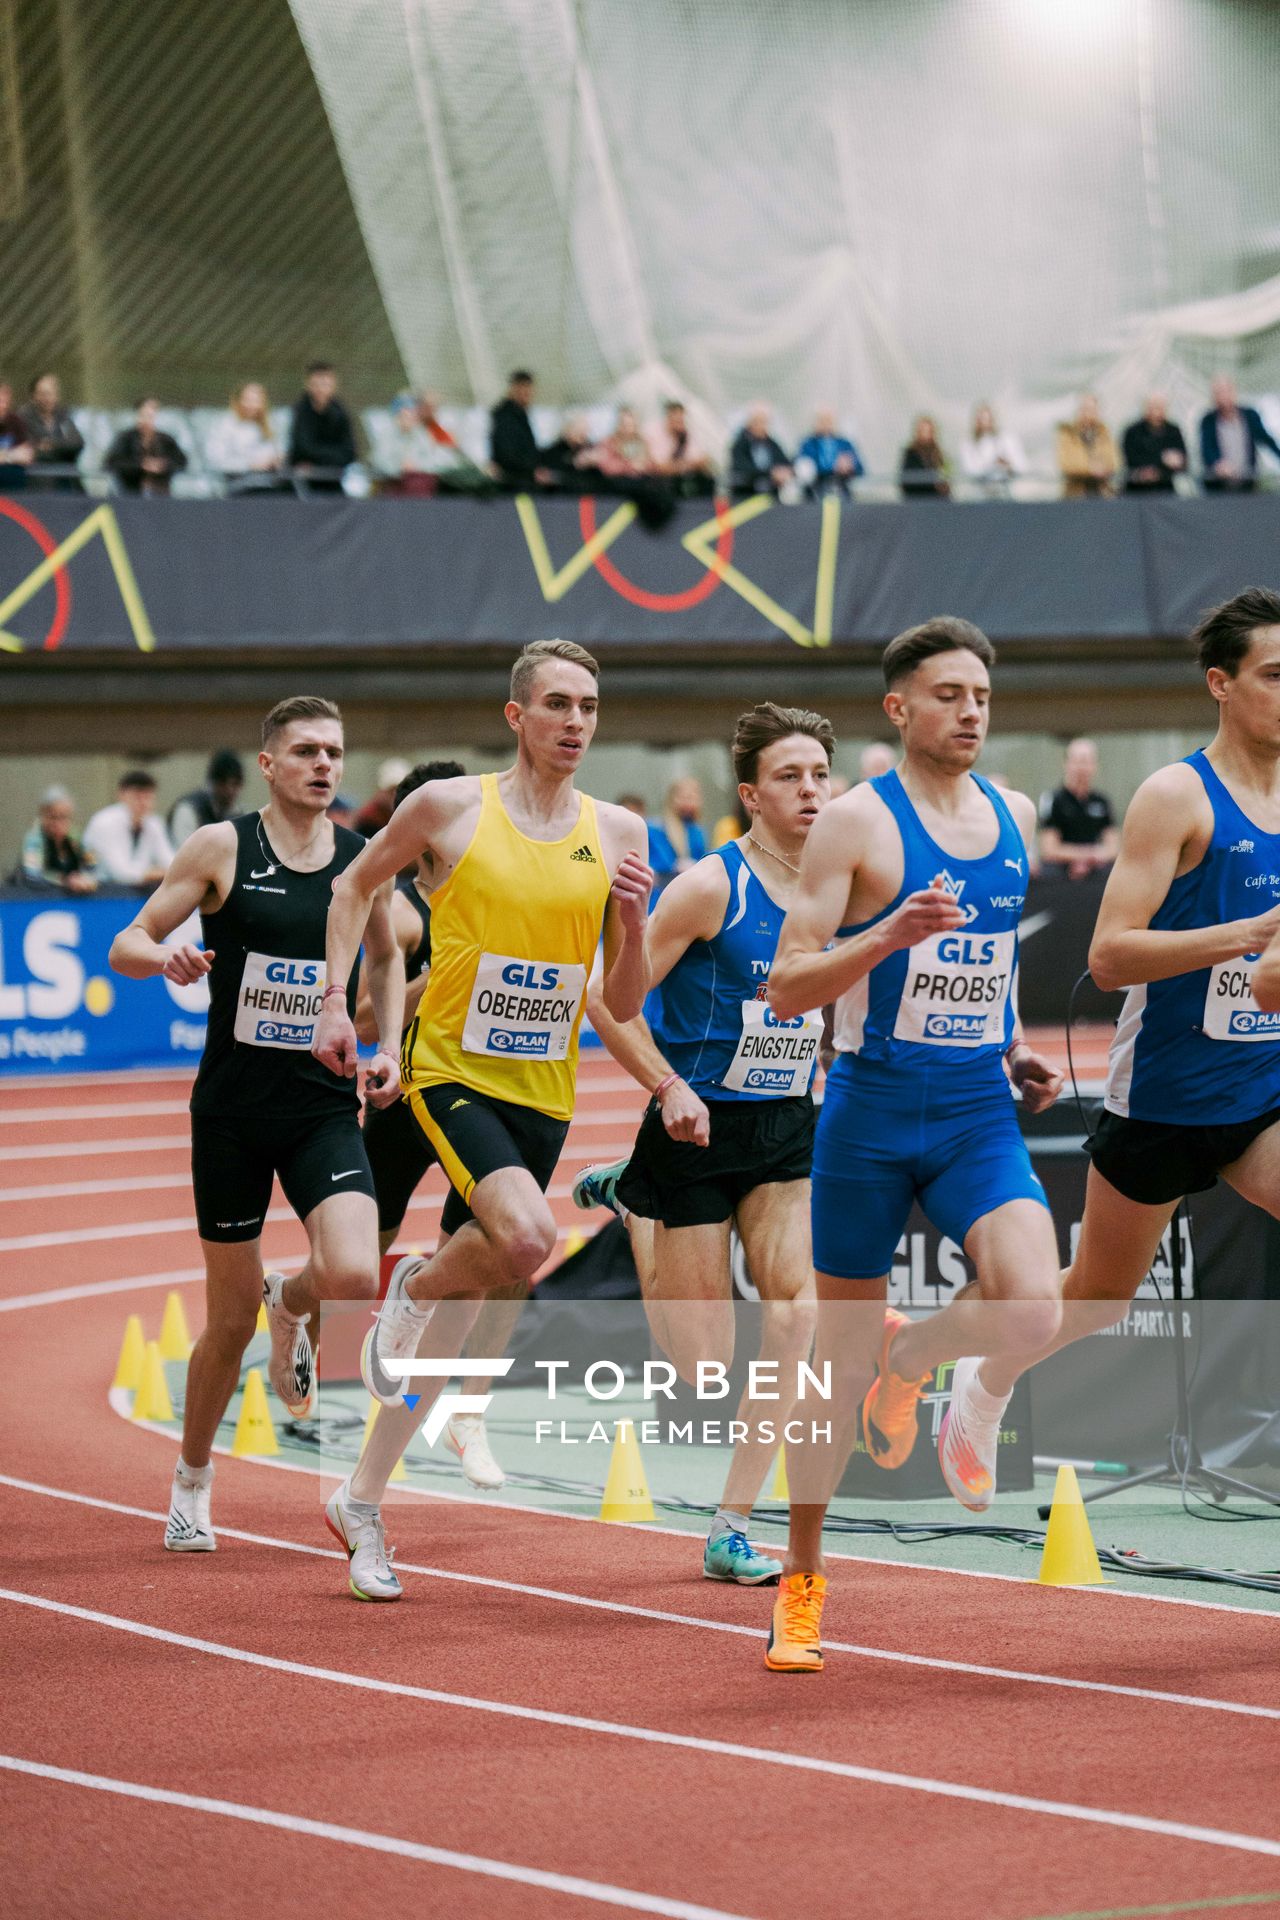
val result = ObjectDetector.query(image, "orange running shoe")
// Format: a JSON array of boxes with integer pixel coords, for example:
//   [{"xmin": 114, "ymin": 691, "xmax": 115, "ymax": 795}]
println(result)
[
  {"xmin": 862, "ymin": 1307, "xmax": 932, "ymax": 1470},
  {"xmin": 765, "ymin": 1571, "xmax": 827, "ymax": 1673}
]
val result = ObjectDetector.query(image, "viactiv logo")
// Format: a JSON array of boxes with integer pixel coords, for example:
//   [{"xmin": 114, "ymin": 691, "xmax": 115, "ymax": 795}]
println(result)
[{"xmin": 380, "ymin": 1356, "xmax": 516, "ymax": 1441}]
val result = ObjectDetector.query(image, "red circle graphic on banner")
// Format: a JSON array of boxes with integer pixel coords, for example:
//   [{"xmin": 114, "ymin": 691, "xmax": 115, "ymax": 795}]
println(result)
[
  {"xmin": 580, "ymin": 495, "xmax": 734, "ymax": 612},
  {"xmin": 0, "ymin": 497, "xmax": 73, "ymax": 651}
]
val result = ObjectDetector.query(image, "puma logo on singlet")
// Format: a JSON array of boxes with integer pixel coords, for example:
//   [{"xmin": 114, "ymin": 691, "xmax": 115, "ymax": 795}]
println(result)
[{"xmin": 569, "ymin": 844, "xmax": 596, "ymax": 862}]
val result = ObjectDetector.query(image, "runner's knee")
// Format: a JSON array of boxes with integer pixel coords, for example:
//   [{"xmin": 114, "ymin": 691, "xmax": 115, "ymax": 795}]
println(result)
[
  {"xmin": 492, "ymin": 1210, "xmax": 557, "ymax": 1280},
  {"xmin": 309, "ymin": 1249, "xmax": 379, "ymax": 1301}
]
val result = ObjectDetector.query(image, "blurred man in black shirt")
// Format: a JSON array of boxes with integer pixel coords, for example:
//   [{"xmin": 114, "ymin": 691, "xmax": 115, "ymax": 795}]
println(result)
[
  {"xmin": 1039, "ymin": 738, "xmax": 1117, "ymax": 879},
  {"xmin": 288, "ymin": 362, "xmax": 357, "ymax": 490},
  {"xmin": 1122, "ymin": 394, "xmax": 1187, "ymax": 493}
]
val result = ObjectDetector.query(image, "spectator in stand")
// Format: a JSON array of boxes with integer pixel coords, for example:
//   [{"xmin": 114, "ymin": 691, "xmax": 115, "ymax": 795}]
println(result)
[
  {"xmin": 730, "ymin": 405, "xmax": 792, "ymax": 498},
  {"xmin": 354, "ymin": 758, "xmax": 412, "ymax": 839},
  {"xmin": 542, "ymin": 414, "xmax": 593, "ymax": 490},
  {"xmin": 1038, "ymin": 738, "xmax": 1118, "ymax": 879},
  {"xmin": 377, "ymin": 393, "xmax": 454, "ymax": 496},
  {"xmin": 491, "ymin": 369, "xmax": 552, "ymax": 490},
  {"xmin": 106, "ymin": 399, "xmax": 188, "ymax": 496},
  {"xmin": 579, "ymin": 407, "xmax": 674, "ymax": 528},
  {"xmin": 287, "ymin": 361, "xmax": 356, "ymax": 491},
  {"xmin": 18, "ymin": 373, "xmax": 84, "ymax": 492},
  {"xmin": 859, "ymin": 742, "xmax": 897, "ymax": 781},
  {"xmin": 959, "ymin": 403, "xmax": 1025, "ymax": 490},
  {"xmin": 84, "ymin": 771, "xmax": 173, "ymax": 887},
  {"xmin": 1199, "ymin": 376, "xmax": 1280, "ymax": 493},
  {"xmin": 17, "ymin": 787, "xmax": 96, "ymax": 892},
  {"xmin": 0, "ymin": 379, "xmax": 33, "ymax": 490},
  {"xmin": 795, "ymin": 409, "xmax": 863, "ymax": 499},
  {"xmin": 1056, "ymin": 394, "xmax": 1117, "ymax": 498},
  {"xmin": 646, "ymin": 400, "xmax": 716, "ymax": 497},
  {"xmin": 168, "ymin": 750, "xmax": 245, "ymax": 847},
  {"xmin": 206, "ymin": 382, "xmax": 285, "ymax": 493},
  {"xmin": 900, "ymin": 415, "xmax": 950, "ymax": 499},
  {"xmin": 415, "ymin": 391, "xmax": 489, "ymax": 494},
  {"xmin": 647, "ymin": 776, "xmax": 706, "ymax": 888},
  {"xmin": 1122, "ymin": 393, "xmax": 1187, "ymax": 493}
]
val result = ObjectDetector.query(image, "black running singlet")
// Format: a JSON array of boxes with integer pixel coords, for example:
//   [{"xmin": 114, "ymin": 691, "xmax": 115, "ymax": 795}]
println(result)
[
  {"xmin": 191, "ymin": 814, "xmax": 364, "ymax": 1118},
  {"xmin": 397, "ymin": 876, "xmax": 432, "ymax": 981}
]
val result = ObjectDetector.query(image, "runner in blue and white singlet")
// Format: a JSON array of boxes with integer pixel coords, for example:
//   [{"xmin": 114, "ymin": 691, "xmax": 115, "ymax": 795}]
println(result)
[
  {"xmin": 974, "ymin": 587, "xmax": 1280, "ymax": 1517},
  {"xmin": 573, "ymin": 706, "xmax": 836, "ymax": 1596},
  {"xmin": 762, "ymin": 620, "xmax": 1066, "ymax": 1639}
]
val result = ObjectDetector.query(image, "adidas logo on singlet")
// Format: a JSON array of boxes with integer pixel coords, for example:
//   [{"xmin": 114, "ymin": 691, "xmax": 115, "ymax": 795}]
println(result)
[{"xmin": 569, "ymin": 844, "xmax": 596, "ymax": 863}]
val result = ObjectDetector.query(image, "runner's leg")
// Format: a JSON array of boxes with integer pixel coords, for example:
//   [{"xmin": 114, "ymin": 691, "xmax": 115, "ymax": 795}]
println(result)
[
  {"xmin": 182, "ymin": 1239, "xmax": 266, "ymax": 1469},
  {"xmin": 888, "ymin": 1197, "xmax": 1061, "ymax": 1382},
  {"xmin": 783, "ymin": 1274, "xmax": 886, "ymax": 1576},
  {"xmin": 717, "ymin": 1179, "xmax": 815, "ymax": 1519},
  {"xmin": 645, "ymin": 1218, "xmax": 735, "ymax": 1381}
]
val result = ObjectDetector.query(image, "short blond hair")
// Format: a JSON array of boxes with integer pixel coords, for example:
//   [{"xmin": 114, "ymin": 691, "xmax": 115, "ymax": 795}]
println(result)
[
  {"xmin": 261, "ymin": 695, "xmax": 342, "ymax": 748},
  {"xmin": 510, "ymin": 639, "xmax": 600, "ymax": 707}
]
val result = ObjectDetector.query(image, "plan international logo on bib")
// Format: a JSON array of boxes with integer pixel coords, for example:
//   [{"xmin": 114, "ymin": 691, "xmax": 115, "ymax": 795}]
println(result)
[{"xmin": 488, "ymin": 1027, "xmax": 552, "ymax": 1055}]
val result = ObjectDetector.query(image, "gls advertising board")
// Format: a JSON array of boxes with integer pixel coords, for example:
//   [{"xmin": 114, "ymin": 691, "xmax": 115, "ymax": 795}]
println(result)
[{"xmin": 0, "ymin": 896, "xmax": 208, "ymax": 1073}]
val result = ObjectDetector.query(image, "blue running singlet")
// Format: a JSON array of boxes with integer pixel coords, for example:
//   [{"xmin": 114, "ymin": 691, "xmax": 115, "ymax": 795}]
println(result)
[
  {"xmin": 654, "ymin": 842, "xmax": 823, "ymax": 1101},
  {"xmin": 1106, "ymin": 750, "xmax": 1280, "ymax": 1126},
  {"xmin": 830, "ymin": 768, "xmax": 1026, "ymax": 1084}
]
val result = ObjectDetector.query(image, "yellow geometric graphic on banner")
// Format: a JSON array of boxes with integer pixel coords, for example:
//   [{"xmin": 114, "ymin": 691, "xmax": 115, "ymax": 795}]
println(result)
[
  {"xmin": 514, "ymin": 492, "xmax": 840, "ymax": 648},
  {"xmin": 0, "ymin": 504, "xmax": 157, "ymax": 653}
]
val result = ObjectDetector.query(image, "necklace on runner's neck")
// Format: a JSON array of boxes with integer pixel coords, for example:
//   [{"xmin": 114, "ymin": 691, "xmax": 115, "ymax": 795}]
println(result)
[
  {"xmin": 745, "ymin": 831, "xmax": 801, "ymax": 876},
  {"xmin": 256, "ymin": 811, "xmax": 327, "ymax": 874}
]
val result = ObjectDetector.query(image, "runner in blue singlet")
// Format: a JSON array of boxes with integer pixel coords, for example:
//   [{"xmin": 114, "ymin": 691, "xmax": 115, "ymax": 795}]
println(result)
[
  {"xmin": 573, "ymin": 703, "xmax": 834, "ymax": 1589},
  {"xmin": 758, "ymin": 618, "xmax": 1065, "ymax": 1672},
  {"xmin": 975, "ymin": 586, "xmax": 1280, "ymax": 1492}
]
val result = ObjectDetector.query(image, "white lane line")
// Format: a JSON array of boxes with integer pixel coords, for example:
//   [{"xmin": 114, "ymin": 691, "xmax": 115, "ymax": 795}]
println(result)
[
  {"xmin": 0, "ymin": 1132, "xmax": 634, "ymax": 1171},
  {"xmin": 0, "ymin": 1100, "xmax": 192, "ymax": 1124},
  {"xmin": 0, "ymin": 1755, "xmax": 748, "ymax": 1920},
  {"xmin": 0, "ymin": 1270, "xmax": 210, "ymax": 1311},
  {"xmin": 0, "ymin": 1064, "xmax": 635, "ymax": 1095},
  {"xmin": 1, "ymin": 1473, "xmax": 1272, "ymax": 1724},
  {"xmin": 3, "ymin": 1589, "xmax": 1279, "ymax": 1860},
  {"xmin": 0, "ymin": 1212, "xmax": 580, "ymax": 1255},
  {"xmin": 0, "ymin": 1172, "xmax": 604, "ymax": 1208}
]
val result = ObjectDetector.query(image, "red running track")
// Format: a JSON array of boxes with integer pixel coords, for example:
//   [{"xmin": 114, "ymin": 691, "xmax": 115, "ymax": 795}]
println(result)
[{"xmin": 4, "ymin": 1052, "xmax": 1280, "ymax": 1920}]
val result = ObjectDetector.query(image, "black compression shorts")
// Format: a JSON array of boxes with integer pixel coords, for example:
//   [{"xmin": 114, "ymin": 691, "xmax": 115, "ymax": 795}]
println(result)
[
  {"xmin": 363, "ymin": 1093, "xmax": 439, "ymax": 1235},
  {"xmin": 407, "ymin": 1081, "xmax": 569, "ymax": 1232},
  {"xmin": 191, "ymin": 1108, "xmax": 375, "ymax": 1243},
  {"xmin": 1089, "ymin": 1104, "xmax": 1280, "ymax": 1207},
  {"xmin": 616, "ymin": 1094, "xmax": 815, "ymax": 1229}
]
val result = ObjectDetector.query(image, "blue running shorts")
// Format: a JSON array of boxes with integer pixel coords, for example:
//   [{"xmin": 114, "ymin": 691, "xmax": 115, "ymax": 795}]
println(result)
[{"xmin": 811, "ymin": 1054, "xmax": 1049, "ymax": 1281}]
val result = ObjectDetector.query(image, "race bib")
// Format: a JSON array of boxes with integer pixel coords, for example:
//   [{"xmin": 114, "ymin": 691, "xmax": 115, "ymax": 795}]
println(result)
[
  {"xmin": 720, "ymin": 999, "xmax": 822, "ymax": 1096},
  {"xmin": 234, "ymin": 951, "xmax": 326, "ymax": 1049},
  {"xmin": 1203, "ymin": 957, "xmax": 1280, "ymax": 1042},
  {"xmin": 895, "ymin": 930, "xmax": 1016, "ymax": 1048},
  {"xmin": 462, "ymin": 952, "xmax": 586, "ymax": 1061}
]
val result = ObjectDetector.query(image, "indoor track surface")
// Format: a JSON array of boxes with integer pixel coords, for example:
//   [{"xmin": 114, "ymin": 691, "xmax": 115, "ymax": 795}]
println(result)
[{"xmin": 4, "ymin": 1044, "xmax": 1280, "ymax": 1920}]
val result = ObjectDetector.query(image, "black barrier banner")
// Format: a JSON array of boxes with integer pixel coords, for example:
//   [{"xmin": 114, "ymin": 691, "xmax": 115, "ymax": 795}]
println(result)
[
  {"xmin": 2, "ymin": 492, "xmax": 1278, "ymax": 655},
  {"xmin": 1017, "ymin": 866, "xmax": 1117, "ymax": 1027}
]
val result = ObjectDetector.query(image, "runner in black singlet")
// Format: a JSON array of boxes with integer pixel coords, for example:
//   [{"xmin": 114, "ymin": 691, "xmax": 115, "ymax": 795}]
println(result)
[{"xmin": 109, "ymin": 696, "xmax": 402, "ymax": 1557}]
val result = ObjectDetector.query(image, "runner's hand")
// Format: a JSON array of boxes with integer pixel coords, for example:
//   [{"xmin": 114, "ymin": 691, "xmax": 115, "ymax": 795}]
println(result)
[
  {"xmin": 364, "ymin": 1049, "xmax": 401, "ymax": 1109},
  {"xmin": 162, "ymin": 944, "xmax": 213, "ymax": 985},
  {"xmin": 659, "ymin": 1077, "xmax": 711, "ymax": 1146},
  {"xmin": 611, "ymin": 849, "xmax": 654, "ymax": 934},
  {"xmin": 1008, "ymin": 1046, "xmax": 1063, "ymax": 1115},
  {"xmin": 1242, "ymin": 902, "xmax": 1280, "ymax": 954},
  {"xmin": 886, "ymin": 875, "xmax": 966, "ymax": 950},
  {"xmin": 313, "ymin": 1005, "xmax": 359, "ymax": 1077}
]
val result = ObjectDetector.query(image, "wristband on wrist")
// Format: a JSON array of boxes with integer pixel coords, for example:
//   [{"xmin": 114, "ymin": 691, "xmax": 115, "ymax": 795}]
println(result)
[
  {"xmin": 320, "ymin": 983, "xmax": 346, "ymax": 1004},
  {"xmin": 651, "ymin": 1071, "xmax": 681, "ymax": 1101},
  {"xmin": 1004, "ymin": 1038, "xmax": 1029, "ymax": 1062}
]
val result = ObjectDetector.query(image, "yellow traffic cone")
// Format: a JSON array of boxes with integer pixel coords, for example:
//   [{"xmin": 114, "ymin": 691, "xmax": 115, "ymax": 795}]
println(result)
[
  {"xmin": 362, "ymin": 1396, "xmax": 406, "ymax": 1481},
  {"xmin": 770, "ymin": 1443, "xmax": 790, "ymax": 1502},
  {"xmin": 1038, "ymin": 1464, "xmax": 1105, "ymax": 1586},
  {"xmin": 159, "ymin": 1290, "xmax": 193, "ymax": 1361},
  {"xmin": 562, "ymin": 1229, "xmax": 586, "ymax": 1262},
  {"xmin": 255, "ymin": 1301, "xmax": 268, "ymax": 1335},
  {"xmin": 132, "ymin": 1340, "xmax": 174, "ymax": 1422},
  {"xmin": 231, "ymin": 1368, "xmax": 279, "ymax": 1457},
  {"xmin": 112, "ymin": 1314, "xmax": 146, "ymax": 1393},
  {"xmin": 599, "ymin": 1418, "xmax": 654, "ymax": 1523}
]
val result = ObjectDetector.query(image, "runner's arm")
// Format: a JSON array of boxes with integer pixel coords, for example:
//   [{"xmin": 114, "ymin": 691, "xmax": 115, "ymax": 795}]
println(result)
[
  {"xmin": 768, "ymin": 799, "xmax": 964, "ymax": 1019},
  {"xmin": 354, "ymin": 892, "xmax": 423, "ymax": 1043},
  {"xmin": 107, "ymin": 825, "xmax": 229, "ymax": 984},
  {"xmin": 360, "ymin": 881, "xmax": 405, "ymax": 1107},
  {"xmin": 315, "ymin": 784, "xmax": 453, "ymax": 1076},
  {"xmin": 1089, "ymin": 771, "xmax": 1280, "ymax": 990},
  {"xmin": 1250, "ymin": 923, "xmax": 1280, "ymax": 1011},
  {"xmin": 599, "ymin": 810, "xmax": 654, "ymax": 1022}
]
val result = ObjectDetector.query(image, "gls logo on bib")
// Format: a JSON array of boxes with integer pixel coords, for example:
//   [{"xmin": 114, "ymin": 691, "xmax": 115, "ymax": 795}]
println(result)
[{"xmin": 895, "ymin": 930, "xmax": 1016, "ymax": 1048}]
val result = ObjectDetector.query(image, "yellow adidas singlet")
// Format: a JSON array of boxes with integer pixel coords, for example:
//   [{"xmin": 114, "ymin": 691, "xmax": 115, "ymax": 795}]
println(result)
[{"xmin": 403, "ymin": 774, "xmax": 612, "ymax": 1122}]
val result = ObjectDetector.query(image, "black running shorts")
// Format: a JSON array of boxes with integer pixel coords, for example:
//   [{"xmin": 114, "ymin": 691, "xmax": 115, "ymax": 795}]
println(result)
[
  {"xmin": 616, "ymin": 1094, "xmax": 815, "ymax": 1229},
  {"xmin": 363, "ymin": 1092, "xmax": 439, "ymax": 1235},
  {"xmin": 191, "ymin": 1108, "xmax": 375, "ymax": 1243},
  {"xmin": 408, "ymin": 1081, "xmax": 569, "ymax": 1232},
  {"xmin": 1088, "ymin": 1104, "xmax": 1280, "ymax": 1207}
]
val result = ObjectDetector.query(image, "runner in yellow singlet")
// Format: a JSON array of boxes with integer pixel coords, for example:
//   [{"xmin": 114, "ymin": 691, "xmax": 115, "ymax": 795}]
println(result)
[{"xmin": 311, "ymin": 640, "xmax": 651, "ymax": 1597}]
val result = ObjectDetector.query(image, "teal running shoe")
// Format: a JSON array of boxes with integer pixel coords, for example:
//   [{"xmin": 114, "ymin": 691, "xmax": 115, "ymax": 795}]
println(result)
[
  {"xmin": 571, "ymin": 1158, "xmax": 629, "ymax": 1215},
  {"xmin": 703, "ymin": 1529, "xmax": 782, "ymax": 1585}
]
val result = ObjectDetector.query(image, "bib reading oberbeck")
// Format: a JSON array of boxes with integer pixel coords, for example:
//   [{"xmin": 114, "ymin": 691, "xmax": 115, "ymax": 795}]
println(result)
[{"xmin": 403, "ymin": 774, "xmax": 612, "ymax": 1122}]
